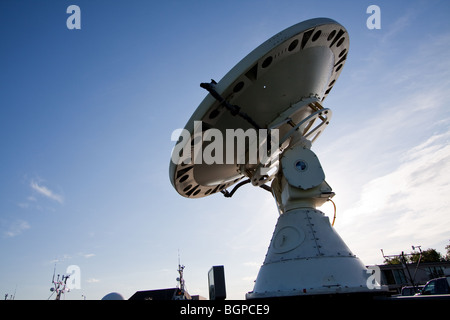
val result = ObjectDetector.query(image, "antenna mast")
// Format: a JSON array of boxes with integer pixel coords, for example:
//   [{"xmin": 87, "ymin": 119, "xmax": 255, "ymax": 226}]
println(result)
[
  {"xmin": 177, "ymin": 251, "xmax": 185, "ymax": 293},
  {"xmin": 174, "ymin": 250, "xmax": 187, "ymax": 299},
  {"xmin": 49, "ymin": 264, "xmax": 71, "ymax": 300}
]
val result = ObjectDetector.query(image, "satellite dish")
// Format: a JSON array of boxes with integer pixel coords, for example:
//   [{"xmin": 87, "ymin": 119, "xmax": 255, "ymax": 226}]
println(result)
[
  {"xmin": 169, "ymin": 18, "xmax": 387, "ymax": 298},
  {"xmin": 169, "ymin": 18, "xmax": 346, "ymax": 198},
  {"xmin": 101, "ymin": 292, "xmax": 125, "ymax": 300}
]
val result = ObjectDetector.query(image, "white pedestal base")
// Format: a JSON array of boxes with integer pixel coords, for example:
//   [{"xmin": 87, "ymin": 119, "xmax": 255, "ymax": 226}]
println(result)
[{"xmin": 246, "ymin": 208, "xmax": 378, "ymax": 299}]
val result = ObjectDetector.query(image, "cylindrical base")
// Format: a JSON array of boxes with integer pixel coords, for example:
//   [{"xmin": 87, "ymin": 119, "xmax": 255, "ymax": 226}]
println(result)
[{"xmin": 246, "ymin": 208, "xmax": 381, "ymax": 299}]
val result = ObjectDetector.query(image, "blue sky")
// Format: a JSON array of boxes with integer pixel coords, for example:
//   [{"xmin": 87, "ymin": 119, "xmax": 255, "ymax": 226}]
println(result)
[{"xmin": 1, "ymin": 0, "xmax": 449, "ymax": 300}]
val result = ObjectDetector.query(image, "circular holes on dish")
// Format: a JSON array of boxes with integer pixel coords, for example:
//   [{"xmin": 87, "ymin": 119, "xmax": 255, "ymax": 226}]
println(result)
[
  {"xmin": 288, "ymin": 39, "xmax": 299, "ymax": 52},
  {"xmin": 209, "ymin": 108, "xmax": 220, "ymax": 120},
  {"xmin": 262, "ymin": 56, "xmax": 273, "ymax": 68},
  {"xmin": 179, "ymin": 175, "xmax": 189, "ymax": 183},
  {"xmin": 339, "ymin": 48, "xmax": 347, "ymax": 58},
  {"xmin": 312, "ymin": 30, "xmax": 321, "ymax": 42},
  {"xmin": 336, "ymin": 37, "xmax": 345, "ymax": 47},
  {"xmin": 191, "ymin": 135, "xmax": 202, "ymax": 146},
  {"xmin": 327, "ymin": 30, "xmax": 336, "ymax": 41},
  {"xmin": 179, "ymin": 160, "xmax": 189, "ymax": 167},
  {"xmin": 233, "ymin": 81, "xmax": 245, "ymax": 93}
]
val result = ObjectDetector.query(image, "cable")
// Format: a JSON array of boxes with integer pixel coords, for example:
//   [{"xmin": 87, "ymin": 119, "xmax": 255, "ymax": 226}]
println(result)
[
  {"xmin": 328, "ymin": 198, "xmax": 337, "ymax": 226},
  {"xmin": 200, "ymin": 81, "xmax": 261, "ymax": 130},
  {"xmin": 221, "ymin": 179, "xmax": 251, "ymax": 198},
  {"xmin": 259, "ymin": 184, "xmax": 272, "ymax": 193}
]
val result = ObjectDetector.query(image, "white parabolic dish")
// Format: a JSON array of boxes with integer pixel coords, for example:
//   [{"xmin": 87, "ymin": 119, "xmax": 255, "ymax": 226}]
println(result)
[{"xmin": 169, "ymin": 18, "xmax": 349, "ymax": 198}]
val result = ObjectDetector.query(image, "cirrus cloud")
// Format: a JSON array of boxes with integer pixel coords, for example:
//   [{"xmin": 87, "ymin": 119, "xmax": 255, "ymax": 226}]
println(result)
[
  {"xmin": 30, "ymin": 180, "xmax": 64, "ymax": 204},
  {"xmin": 4, "ymin": 219, "xmax": 30, "ymax": 238}
]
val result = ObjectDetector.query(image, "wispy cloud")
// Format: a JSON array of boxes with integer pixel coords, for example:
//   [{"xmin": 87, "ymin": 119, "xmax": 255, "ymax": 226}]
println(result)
[
  {"xmin": 336, "ymin": 129, "xmax": 450, "ymax": 264},
  {"xmin": 49, "ymin": 254, "xmax": 73, "ymax": 264},
  {"xmin": 4, "ymin": 220, "xmax": 30, "ymax": 238},
  {"xmin": 49, "ymin": 252, "xmax": 96, "ymax": 264},
  {"xmin": 317, "ymin": 27, "xmax": 450, "ymax": 265},
  {"xmin": 379, "ymin": 7, "xmax": 416, "ymax": 45},
  {"xmin": 30, "ymin": 180, "xmax": 64, "ymax": 204},
  {"xmin": 330, "ymin": 122, "xmax": 450, "ymax": 264}
]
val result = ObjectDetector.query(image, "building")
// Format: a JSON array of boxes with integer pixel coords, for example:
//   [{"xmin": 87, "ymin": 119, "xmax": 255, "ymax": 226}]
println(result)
[
  {"xmin": 369, "ymin": 261, "xmax": 450, "ymax": 294},
  {"xmin": 128, "ymin": 288, "xmax": 191, "ymax": 300}
]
